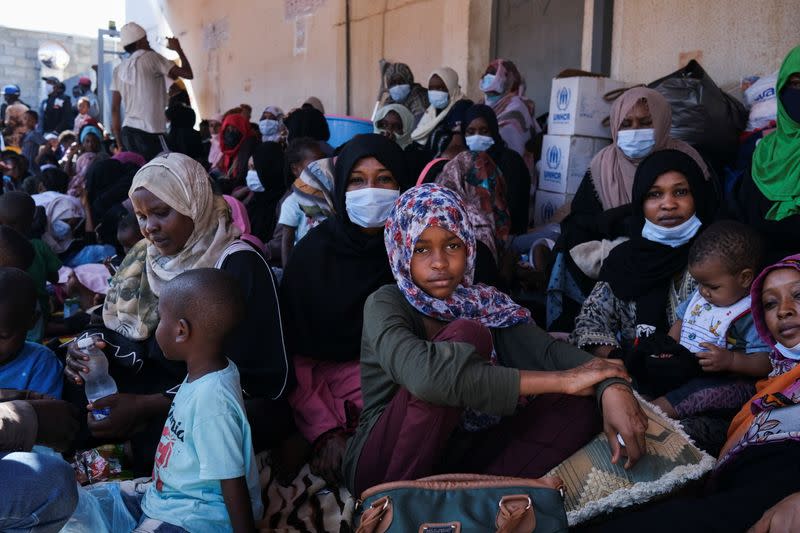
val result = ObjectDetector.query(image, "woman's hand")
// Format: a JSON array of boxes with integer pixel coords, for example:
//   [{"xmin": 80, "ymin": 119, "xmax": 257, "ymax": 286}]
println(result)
[
  {"xmin": 560, "ymin": 358, "xmax": 631, "ymax": 396},
  {"xmin": 749, "ymin": 492, "xmax": 800, "ymax": 533},
  {"xmin": 64, "ymin": 338, "xmax": 106, "ymax": 386},
  {"xmin": 601, "ymin": 384, "xmax": 648, "ymax": 469},
  {"xmin": 86, "ymin": 393, "xmax": 151, "ymax": 440}
]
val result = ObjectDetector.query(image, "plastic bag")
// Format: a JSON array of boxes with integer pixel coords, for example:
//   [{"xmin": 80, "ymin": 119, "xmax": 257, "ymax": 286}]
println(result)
[
  {"xmin": 648, "ymin": 60, "xmax": 748, "ymax": 170},
  {"xmin": 60, "ymin": 482, "xmax": 138, "ymax": 533},
  {"xmin": 744, "ymin": 72, "xmax": 778, "ymax": 131}
]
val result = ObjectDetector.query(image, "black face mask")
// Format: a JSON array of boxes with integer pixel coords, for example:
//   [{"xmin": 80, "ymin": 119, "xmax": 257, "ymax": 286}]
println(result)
[
  {"xmin": 222, "ymin": 127, "xmax": 243, "ymax": 149},
  {"xmin": 780, "ymin": 85, "xmax": 800, "ymax": 124}
]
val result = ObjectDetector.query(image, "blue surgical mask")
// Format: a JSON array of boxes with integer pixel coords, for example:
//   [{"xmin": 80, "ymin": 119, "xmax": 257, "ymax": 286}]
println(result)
[
  {"xmin": 780, "ymin": 86, "xmax": 800, "ymax": 124},
  {"xmin": 479, "ymin": 74, "xmax": 496, "ymax": 92},
  {"xmin": 51, "ymin": 219, "xmax": 72, "ymax": 239},
  {"xmin": 616, "ymin": 128, "xmax": 656, "ymax": 159},
  {"xmin": 775, "ymin": 341, "xmax": 800, "ymax": 360},
  {"xmin": 245, "ymin": 170, "xmax": 265, "ymax": 192},
  {"xmin": 641, "ymin": 215, "xmax": 702, "ymax": 247},
  {"xmin": 484, "ymin": 93, "xmax": 502, "ymax": 106},
  {"xmin": 389, "ymin": 84, "xmax": 411, "ymax": 102},
  {"xmin": 258, "ymin": 119, "xmax": 280, "ymax": 140},
  {"xmin": 428, "ymin": 90, "xmax": 449, "ymax": 110},
  {"xmin": 345, "ymin": 187, "xmax": 399, "ymax": 228},
  {"xmin": 465, "ymin": 134, "xmax": 495, "ymax": 153}
]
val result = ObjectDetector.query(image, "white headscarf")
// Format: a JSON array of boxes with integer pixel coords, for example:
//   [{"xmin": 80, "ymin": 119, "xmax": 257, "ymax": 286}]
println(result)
[
  {"xmin": 410, "ymin": 67, "xmax": 465, "ymax": 145},
  {"xmin": 102, "ymin": 153, "xmax": 240, "ymax": 340}
]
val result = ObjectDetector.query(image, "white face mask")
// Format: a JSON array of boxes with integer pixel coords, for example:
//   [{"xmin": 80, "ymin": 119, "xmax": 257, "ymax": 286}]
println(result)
[
  {"xmin": 45, "ymin": 84, "xmax": 54, "ymax": 96},
  {"xmin": 775, "ymin": 341, "xmax": 800, "ymax": 360},
  {"xmin": 245, "ymin": 169, "xmax": 265, "ymax": 192},
  {"xmin": 258, "ymin": 119, "xmax": 280, "ymax": 140},
  {"xmin": 479, "ymin": 74, "xmax": 496, "ymax": 92},
  {"xmin": 345, "ymin": 187, "xmax": 400, "ymax": 228},
  {"xmin": 51, "ymin": 219, "xmax": 71, "ymax": 239},
  {"xmin": 616, "ymin": 128, "xmax": 656, "ymax": 159},
  {"xmin": 641, "ymin": 215, "xmax": 702, "ymax": 247},
  {"xmin": 428, "ymin": 90, "xmax": 449, "ymax": 110},
  {"xmin": 389, "ymin": 84, "xmax": 411, "ymax": 102},
  {"xmin": 465, "ymin": 134, "xmax": 495, "ymax": 153}
]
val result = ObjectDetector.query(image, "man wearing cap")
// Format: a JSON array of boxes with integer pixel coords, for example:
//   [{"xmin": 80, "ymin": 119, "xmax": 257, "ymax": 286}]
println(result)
[
  {"xmin": 111, "ymin": 22, "xmax": 194, "ymax": 161},
  {"xmin": 72, "ymin": 76, "xmax": 99, "ymax": 120},
  {"xmin": 40, "ymin": 77, "xmax": 73, "ymax": 134},
  {"xmin": 1, "ymin": 85, "xmax": 30, "ymax": 147}
]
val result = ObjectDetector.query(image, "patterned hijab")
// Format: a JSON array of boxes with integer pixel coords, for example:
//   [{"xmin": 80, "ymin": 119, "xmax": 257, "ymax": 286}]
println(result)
[
  {"xmin": 435, "ymin": 150, "xmax": 511, "ymax": 261},
  {"xmin": 385, "ymin": 183, "xmax": 530, "ymax": 327},
  {"xmin": 750, "ymin": 253, "xmax": 800, "ymax": 376},
  {"xmin": 103, "ymin": 153, "xmax": 239, "ymax": 340},
  {"xmin": 480, "ymin": 59, "xmax": 535, "ymax": 155}
]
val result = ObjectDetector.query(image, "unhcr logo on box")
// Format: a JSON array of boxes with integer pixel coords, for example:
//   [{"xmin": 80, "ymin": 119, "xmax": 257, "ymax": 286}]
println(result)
[
  {"xmin": 552, "ymin": 86, "xmax": 571, "ymax": 122},
  {"xmin": 546, "ymin": 145, "xmax": 561, "ymax": 169},
  {"xmin": 543, "ymin": 144, "xmax": 562, "ymax": 183}
]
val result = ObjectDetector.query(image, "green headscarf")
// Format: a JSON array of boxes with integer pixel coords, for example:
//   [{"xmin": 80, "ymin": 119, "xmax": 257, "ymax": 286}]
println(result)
[{"xmin": 752, "ymin": 45, "xmax": 800, "ymax": 221}]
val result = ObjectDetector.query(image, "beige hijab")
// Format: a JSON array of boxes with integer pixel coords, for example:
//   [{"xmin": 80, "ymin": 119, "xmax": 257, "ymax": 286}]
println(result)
[
  {"xmin": 103, "ymin": 153, "xmax": 239, "ymax": 340},
  {"xmin": 410, "ymin": 67, "xmax": 465, "ymax": 144},
  {"xmin": 589, "ymin": 87, "xmax": 709, "ymax": 211}
]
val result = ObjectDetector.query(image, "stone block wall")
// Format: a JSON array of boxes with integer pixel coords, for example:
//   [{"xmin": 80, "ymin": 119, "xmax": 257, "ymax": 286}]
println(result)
[{"xmin": 0, "ymin": 25, "xmax": 97, "ymax": 107}]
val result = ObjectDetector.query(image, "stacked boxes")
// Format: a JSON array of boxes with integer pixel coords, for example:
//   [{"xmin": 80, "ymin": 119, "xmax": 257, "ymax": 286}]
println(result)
[{"xmin": 533, "ymin": 77, "xmax": 627, "ymax": 226}]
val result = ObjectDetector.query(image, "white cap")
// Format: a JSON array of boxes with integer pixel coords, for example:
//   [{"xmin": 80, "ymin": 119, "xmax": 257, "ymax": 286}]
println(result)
[{"xmin": 120, "ymin": 22, "xmax": 147, "ymax": 48}]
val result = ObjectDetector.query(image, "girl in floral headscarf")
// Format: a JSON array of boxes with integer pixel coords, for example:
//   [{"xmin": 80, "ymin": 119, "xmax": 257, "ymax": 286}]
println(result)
[{"xmin": 343, "ymin": 183, "xmax": 646, "ymax": 496}]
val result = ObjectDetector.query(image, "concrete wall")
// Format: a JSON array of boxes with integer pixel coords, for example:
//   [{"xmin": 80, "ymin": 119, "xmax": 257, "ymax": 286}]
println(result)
[
  {"xmin": 127, "ymin": 0, "xmax": 800, "ymax": 123},
  {"xmin": 610, "ymin": 0, "xmax": 800, "ymax": 87},
  {"xmin": 0, "ymin": 26, "xmax": 97, "ymax": 107},
  {"xmin": 128, "ymin": 0, "xmax": 490, "ymax": 120}
]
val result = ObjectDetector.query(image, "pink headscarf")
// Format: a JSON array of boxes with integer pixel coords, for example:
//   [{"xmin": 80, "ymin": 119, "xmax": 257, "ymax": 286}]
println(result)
[
  {"xmin": 112, "ymin": 151, "xmax": 146, "ymax": 168},
  {"xmin": 589, "ymin": 87, "xmax": 710, "ymax": 211},
  {"xmin": 223, "ymin": 195, "xmax": 267, "ymax": 255}
]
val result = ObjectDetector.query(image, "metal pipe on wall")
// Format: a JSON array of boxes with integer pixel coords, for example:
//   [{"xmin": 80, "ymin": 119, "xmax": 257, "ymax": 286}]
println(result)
[{"xmin": 345, "ymin": 0, "xmax": 352, "ymax": 115}]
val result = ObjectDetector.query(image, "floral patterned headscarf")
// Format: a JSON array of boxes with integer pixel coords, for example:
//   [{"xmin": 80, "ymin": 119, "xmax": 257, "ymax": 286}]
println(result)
[{"xmin": 384, "ymin": 183, "xmax": 530, "ymax": 327}]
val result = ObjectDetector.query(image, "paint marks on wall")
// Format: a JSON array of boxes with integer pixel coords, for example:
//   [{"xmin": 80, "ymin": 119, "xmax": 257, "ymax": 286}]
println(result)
[
  {"xmin": 285, "ymin": 0, "xmax": 325, "ymax": 55},
  {"xmin": 284, "ymin": 0, "xmax": 326, "ymax": 21}
]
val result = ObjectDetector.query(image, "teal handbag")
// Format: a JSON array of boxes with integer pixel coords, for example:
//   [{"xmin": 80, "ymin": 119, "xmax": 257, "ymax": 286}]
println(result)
[{"xmin": 355, "ymin": 474, "xmax": 568, "ymax": 533}]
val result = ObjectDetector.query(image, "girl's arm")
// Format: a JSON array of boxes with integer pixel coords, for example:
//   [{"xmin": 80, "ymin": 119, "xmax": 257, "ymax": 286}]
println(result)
[
  {"xmin": 363, "ymin": 288, "xmax": 520, "ymax": 416},
  {"xmin": 221, "ymin": 476, "xmax": 256, "ymax": 533}
]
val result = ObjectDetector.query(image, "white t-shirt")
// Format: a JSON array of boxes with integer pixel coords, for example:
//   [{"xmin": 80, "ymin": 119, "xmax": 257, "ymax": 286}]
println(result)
[
  {"xmin": 141, "ymin": 360, "xmax": 263, "ymax": 532},
  {"xmin": 111, "ymin": 50, "xmax": 175, "ymax": 134},
  {"xmin": 278, "ymin": 192, "xmax": 328, "ymax": 243}
]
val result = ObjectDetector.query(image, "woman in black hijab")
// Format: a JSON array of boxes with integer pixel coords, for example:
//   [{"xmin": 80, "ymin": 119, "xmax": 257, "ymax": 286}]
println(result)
[
  {"xmin": 246, "ymin": 141, "xmax": 287, "ymax": 242},
  {"xmin": 461, "ymin": 104, "xmax": 531, "ymax": 235},
  {"xmin": 572, "ymin": 149, "xmax": 717, "ymax": 395},
  {"xmin": 284, "ymin": 106, "xmax": 334, "ymax": 155},
  {"xmin": 280, "ymin": 134, "xmax": 406, "ymax": 485}
]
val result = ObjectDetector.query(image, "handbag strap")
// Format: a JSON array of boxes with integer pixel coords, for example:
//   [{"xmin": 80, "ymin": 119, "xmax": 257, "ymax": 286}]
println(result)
[
  {"xmin": 495, "ymin": 495, "xmax": 536, "ymax": 533},
  {"xmin": 356, "ymin": 496, "xmax": 393, "ymax": 533}
]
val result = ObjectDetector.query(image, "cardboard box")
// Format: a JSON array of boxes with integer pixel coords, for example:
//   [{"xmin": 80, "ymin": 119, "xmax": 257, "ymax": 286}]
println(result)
[
  {"xmin": 539, "ymin": 134, "xmax": 611, "ymax": 194},
  {"xmin": 547, "ymin": 77, "xmax": 627, "ymax": 138},
  {"xmin": 533, "ymin": 189, "xmax": 574, "ymax": 227}
]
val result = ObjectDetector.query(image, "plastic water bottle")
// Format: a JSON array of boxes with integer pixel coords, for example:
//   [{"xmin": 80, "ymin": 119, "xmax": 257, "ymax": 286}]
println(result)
[{"xmin": 78, "ymin": 336, "xmax": 118, "ymax": 420}]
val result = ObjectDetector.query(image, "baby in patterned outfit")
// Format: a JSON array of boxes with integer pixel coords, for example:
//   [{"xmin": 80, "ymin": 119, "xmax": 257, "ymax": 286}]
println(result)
[{"xmin": 653, "ymin": 221, "xmax": 772, "ymax": 419}]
